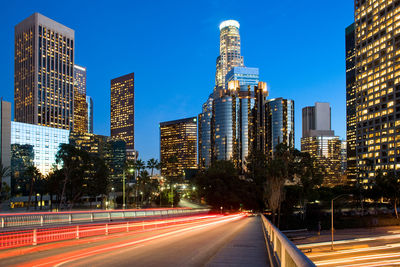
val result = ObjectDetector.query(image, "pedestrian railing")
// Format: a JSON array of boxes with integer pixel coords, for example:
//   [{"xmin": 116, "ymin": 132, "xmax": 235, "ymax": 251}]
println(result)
[
  {"xmin": 0, "ymin": 214, "xmax": 216, "ymax": 250},
  {"xmin": 0, "ymin": 208, "xmax": 208, "ymax": 229},
  {"xmin": 261, "ymin": 214, "xmax": 315, "ymax": 267}
]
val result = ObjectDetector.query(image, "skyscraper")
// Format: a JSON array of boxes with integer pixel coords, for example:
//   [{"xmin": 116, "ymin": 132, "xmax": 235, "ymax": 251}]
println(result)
[
  {"xmin": 265, "ymin": 98, "xmax": 294, "ymax": 157},
  {"xmin": 1, "ymin": 100, "xmax": 11, "ymax": 187},
  {"xmin": 14, "ymin": 13, "xmax": 75, "ymax": 130},
  {"xmin": 110, "ymin": 72, "xmax": 134, "ymax": 154},
  {"xmin": 160, "ymin": 117, "xmax": 197, "ymax": 179},
  {"xmin": 73, "ymin": 65, "xmax": 87, "ymax": 133},
  {"xmin": 345, "ymin": 23, "xmax": 357, "ymax": 185},
  {"xmin": 86, "ymin": 96, "xmax": 93, "ymax": 134},
  {"xmin": 301, "ymin": 102, "xmax": 342, "ymax": 186},
  {"xmin": 353, "ymin": 0, "xmax": 400, "ymax": 181},
  {"xmin": 215, "ymin": 20, "xmax": 244, "ymax": 90},
  {"xmin": 198, "ymin": 96, "xmax": 213, "ymax": 168}
]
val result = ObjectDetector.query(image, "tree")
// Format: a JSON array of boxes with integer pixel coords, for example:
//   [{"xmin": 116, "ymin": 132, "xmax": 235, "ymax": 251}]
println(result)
[
  {"xmin": 373, "ymin": 171, "xmax": 400, "ymax": 219},
  {"xmin": 24, "ymin": 166, "xmax": 41, "ymax": 210},
  {"xmin": 147, "ymin": 158, "xmax": 159, "ymax": 177}
]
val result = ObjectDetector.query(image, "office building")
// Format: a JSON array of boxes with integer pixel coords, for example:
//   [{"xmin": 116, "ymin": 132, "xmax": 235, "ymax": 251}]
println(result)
[
  {"xmin": 215, "ymin": 20, "xmax": 244, "ymax": 90},
  {"xmin": 73, "ymin": 65, "xmax": 87, "ymax": 133},
  {"xmin": 198, "ymin": 96, "xmax": 213, "ymax": 168},
  {"xmin": 265, "ymin": 98, "xmax": 294, "ymax": 157},
  {"xmin": 352, "ymin": 0, "xmax": 400, "ymax": 182},
  {"xmin": 11, "ymin": 144, "xmax": 34, "ymax": 196},
  {"xmin": 345, "ymin": 23, "xmax": 357, "ymax": 185},
  {"xmin": 301, "ymin": 102, "xmax": 342, "ymax": 186},
  {"xmin": 160, "ymin": 117, "xmax": 197, "ymax": 179},
  {"xmin": 226, "ymin": 67, "xmax": 259, "ymax": 89},
  {"xmin": 110, "ymin": 72, "xmax": 134, "ymax": 159},
  {"xmin": 69, "ymin": 132, "xmax": 107, "ymax": 156},
  {"xmin": 1, "ymin": 100, "xmax": 11, "ymax": 187},
  {"xmin": 14, "ymin": 13, "xmax": 74, "ymax": 130},
  {"xmin": 11, "ymin": 121, "xmax": 69, "ymax": 175},
  {"xmin": 86, "ymin": 96, "xmax": 93, "ymax": 133}
]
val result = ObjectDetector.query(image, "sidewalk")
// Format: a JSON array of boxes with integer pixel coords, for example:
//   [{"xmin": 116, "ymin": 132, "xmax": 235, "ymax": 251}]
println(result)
[{"xmin": 206, "ymin": 216, "xmax": 269, "ymax": 267}]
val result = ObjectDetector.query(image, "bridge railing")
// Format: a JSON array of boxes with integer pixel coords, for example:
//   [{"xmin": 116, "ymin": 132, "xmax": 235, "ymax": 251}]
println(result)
[
  {"xmin": 261, "ymin": 214, "xmax": 315, "ymax": 267},
  {"xmin": 0, "ymin": 208, "xmax": 208, "ymax": 229}
]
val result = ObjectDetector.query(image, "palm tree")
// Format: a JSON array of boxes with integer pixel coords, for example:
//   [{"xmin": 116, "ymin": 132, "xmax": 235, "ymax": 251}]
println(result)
[
  {"xmin": 24, "ymin": 166, "xmax": 41, "ymax": 211},
  {"xmin": 147, "ymin": 158, "xmax": 159, "ymax": 177}
]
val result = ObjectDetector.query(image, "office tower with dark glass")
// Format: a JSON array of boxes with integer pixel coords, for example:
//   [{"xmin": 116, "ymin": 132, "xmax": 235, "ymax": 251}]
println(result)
[
  {"xmin": 14, "ymin": 13, "xmax": 75, "ymax": 130},
  {"xmin": 346, "ymin": 23, "xmax": 357, "ymax": 185},
  {"xmin": 73, "ymin": 65, "xmax": 87, "ymax": 133},
  {"xmin": 86, "ymin": 96, "xmax": 93, "ymax": 133},
  {"xmin": 265, "ymin": 98, "xmax": 294, "ymax": 157},
  {"xmin": 198, "ymin": 96, "xmax": 213, "ymax": 168},
  {"xmin": 110, "ymin": 72, "xmax": 134, "ymax": 156},
  {"xmin": 160, "ymin": 117, "xmax": 197, "ymax": 179},
  {"xmin": 301, "ymin": 102, "xmax": 342, "ymax": 186},
  {"xmin": 353, "ymin": 0, "xmax": 400, "ymax": 181}
]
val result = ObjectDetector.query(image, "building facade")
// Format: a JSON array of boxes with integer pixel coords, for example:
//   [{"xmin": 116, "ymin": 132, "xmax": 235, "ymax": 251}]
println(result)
[
  {"xmin": 86, "ymin": 96, "xmax": 93, "ymax": 133},
  {"xmin": 11, "ymin": 121, "xmax": 69, "ymax": 175},
  {"xmin": 345, "ymin": 23, "xmax": 357, "ymax": 185},
  {"xmin": 1, "ymin": 100, "xmax": 11, "ymax": 187},
  {"xmin": 73, "ymin": 65, "xmax": 87, "ymax": 133},
  {"xmin": 265, "ymin": 98, "xmax": 295, "ymax": 157},
  {"xmin": 14, "ymin": 13, "xmax": 75, "ymax": 130},
  {"xmin": 301, "ymin": 102, "xmax": 342, "ymax": 186},
  {"xmin": 198, "ymin": 96, "xmax": 213, "ymax": 168},
  {"xmin": 110, "ymin": 72, "xmax": 134, "ymax": 153},
  {"xmin": 352, "ymin": 0, "xmax": 400, "ymax": 182},
  {"xmin": 160, "ymin": 117, "xmax": 197, "ymax": 179}
]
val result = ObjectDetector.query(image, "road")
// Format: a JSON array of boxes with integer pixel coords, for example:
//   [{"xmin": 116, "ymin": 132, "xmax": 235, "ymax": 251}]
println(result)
[
  {"xmin": 0, "ymin": 215, "xmax": 268, "ymax": 267},
  {"xmin": 294, "ymin": 226, "xmax": 400, "ymax": 266}
]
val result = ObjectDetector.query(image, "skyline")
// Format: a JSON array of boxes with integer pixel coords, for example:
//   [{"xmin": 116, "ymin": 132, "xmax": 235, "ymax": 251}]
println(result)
[{"xmin": 1, "ymin": 0, "xmax": 354, "ymax": 161}]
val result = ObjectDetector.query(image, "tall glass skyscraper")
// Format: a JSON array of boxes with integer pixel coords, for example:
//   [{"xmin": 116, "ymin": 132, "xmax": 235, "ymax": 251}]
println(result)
[
  {"xmin": 226, "ymin": 67, "xmax": 259, "ymax": 89},
  {"xmin": 265, "ymin": 98, "xmax": 294, "ymax": 157},
  {"xmin": 215, "ymin": 20, "xmax": 244, "ymax": 90},
  {"xmin": 73, "ymin": 65, "xmax": 87, "ymax": 133},
  {"xmin": 14, "ymin": 13, "xmax": 75, "ymax": 130}
]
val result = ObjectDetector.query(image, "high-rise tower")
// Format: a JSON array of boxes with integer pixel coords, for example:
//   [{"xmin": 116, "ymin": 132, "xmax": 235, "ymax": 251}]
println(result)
[
  {"xmin": 110, "ymin": 72, "xmax": 134, "ymax": 152},
  {"xmin": 73, "ymin": 65, "xmax": 87, "ymax": 133},
  {"xmin": 215, "ymin": 20, "xmax": 244, "ymax": 90},
  {"xmin": 353, "ymin": 0, "xmax": 400, "ymax": 182},
  {"xmin": 14, "ymin": 13, "xmax": 75, "ymax": 130}
]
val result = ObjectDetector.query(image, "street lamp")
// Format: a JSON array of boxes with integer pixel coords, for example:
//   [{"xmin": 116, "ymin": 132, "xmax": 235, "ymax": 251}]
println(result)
[
  {"xmin": 123, "ymin": 168, "xmax": 134, "ymax": 209},
  {"xmin": 331, "ymin": 194, "xmax": 353, "ymax": 250}
]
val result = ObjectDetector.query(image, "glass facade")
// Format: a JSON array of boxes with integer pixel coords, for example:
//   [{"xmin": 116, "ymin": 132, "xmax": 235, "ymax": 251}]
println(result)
[
  {"xmin": 111, "ymin": 72, "xmax": 134, "ymax": 151},
  {"xmin": 225, "ymin": 67, "xmax": 259, "ymax": 88},
  {"xmin": 301, "ymin": 136, "xmax": 342, "ymax": 187},
  {"xmin": 73, "ymin": 65, "xmax": 87, "ymax": 133},
  {"xmin": 11, "ymin": 121, "xmax": 69, "ymax": 175},
  {"xmin": 213, "ymin": 95, "xmax": 234, "ymax": 161},
  {"xmin": 86, "ymin": 96, "xmax": 93, "ymax": 133},
  {"xmin": 265, "ymin": 98, "xmax": 295, "ymax": 156},
  {"xmin": 11, "ymin": 144, "xmax": 34, "ymax": 196},
  {"xmin": 14, "ymin": 13, "xmax": 75, "ymax": 130},
  {"xmin": 160, "ymin": 117, "xmax": 197, "ymax": 179},
  {"xmin": 345, "ymin": 23, "xmax": 357, "ymax": 185},
  {"xmin": 198, "ymin": 96, "xmax": 213, "ymax": 168}
]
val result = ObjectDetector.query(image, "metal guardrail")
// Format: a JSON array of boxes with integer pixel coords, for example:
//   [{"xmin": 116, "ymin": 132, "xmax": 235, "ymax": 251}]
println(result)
[
  {"xmin": 261, "ymin": 214, "xmax": 315, "ymax": 267},
  {"xmin": 0, "ymin": 214, "xmax": 217, "ymax": 250},
  {"xmin": 0, "ymin": 208, "xmax": 209, "ymax": 229}
]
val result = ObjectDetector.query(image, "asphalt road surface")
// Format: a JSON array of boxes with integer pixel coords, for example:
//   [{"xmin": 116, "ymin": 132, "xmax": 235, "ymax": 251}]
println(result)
[
  {"xmin": 294, "ymin": 225, "xmax": 400, "ymax": 266},
  {"xmin": 0, "ymin": 215, "xmax": 268, "ymax": 267}
]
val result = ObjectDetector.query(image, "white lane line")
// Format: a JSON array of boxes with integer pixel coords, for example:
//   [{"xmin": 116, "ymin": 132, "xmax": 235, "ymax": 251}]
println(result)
[
  {"xmin": 314, "ymin": 251, "xmax": 400, "ymax": 266},
  {"xmin": 308, "ymin": 242, "xmax": 400, "ymax": 258}
]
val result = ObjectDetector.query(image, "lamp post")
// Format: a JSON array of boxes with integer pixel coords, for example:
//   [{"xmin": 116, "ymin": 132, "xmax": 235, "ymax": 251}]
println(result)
[
  {"xmin": 123, "ymin": 170, "xmax": 126, "ymax": 209},
  {"xmin": 331, "ymin": 194, "xmax": 353, "ymax": 250}
]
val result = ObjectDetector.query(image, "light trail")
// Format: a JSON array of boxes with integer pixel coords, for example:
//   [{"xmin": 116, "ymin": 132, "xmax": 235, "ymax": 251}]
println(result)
[
  {"xmin": 307, "ymin": 242, "xmax": 400, "ymax": 258},
  {"xmin": 297, "ymin": 233, "xmax": 400, "ymax": 248},
  {"xmin": 15, "ymin": 214, "xmax": 245, "ymax": 267},
  {"xmin": 314, "ymin": 251, "xmax": 400, "ymax": 266}
]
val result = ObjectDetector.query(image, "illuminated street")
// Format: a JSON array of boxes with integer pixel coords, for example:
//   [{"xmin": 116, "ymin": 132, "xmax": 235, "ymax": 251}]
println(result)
[
  {"xmin": 0, "ymin": 215, "xmax": 268, "ymax": 267},
  {"xmin": 294, "ymin": 226, "xmax": 400, "ymax": 266}
]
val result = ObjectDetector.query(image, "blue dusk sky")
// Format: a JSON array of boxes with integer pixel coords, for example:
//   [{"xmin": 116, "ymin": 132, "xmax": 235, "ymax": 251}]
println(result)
[{"xmin": 1, "ymin": 0, "xmax": 354, "ymax": 162}]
